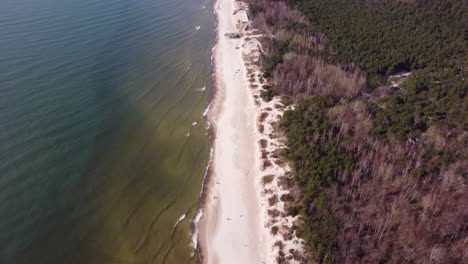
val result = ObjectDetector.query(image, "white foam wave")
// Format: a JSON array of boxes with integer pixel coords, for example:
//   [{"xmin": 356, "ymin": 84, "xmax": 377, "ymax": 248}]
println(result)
[
  {"xmin": 202, "ymin": 103, "xmax": 211, "ymax": 117},
  {"xmin": 190, "ymin": 146, "xmax": 213, "ymax": 250},
  {"xmin": 174, "ymin": 214, "xmax": 186, "ymax": 227},
  {"xmin": 191, "ymin": 209, "xmax": 203, "ymax": 249}
]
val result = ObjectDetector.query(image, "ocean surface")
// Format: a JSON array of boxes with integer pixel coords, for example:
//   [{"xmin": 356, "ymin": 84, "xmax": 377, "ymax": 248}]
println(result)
[{"xmin": 0, "ymin": 0, "xmax": 214, "ymax": 263}]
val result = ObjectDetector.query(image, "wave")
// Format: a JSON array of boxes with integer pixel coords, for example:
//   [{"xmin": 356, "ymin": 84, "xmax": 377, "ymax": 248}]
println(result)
[
  {"xmin": 191, "ymin": 145, "xmax": 213, "ymax": 251},
  {"xmin": 195, "ymin": 86, "xmax": 206, "ymax": 92},
  {"xmin": 174, "ymin": 213, "xmax": 186, "ymax": 228},
  {"xmin": 190, "ymin": 209, "xmax": 203, "ymax": 250},
  {"xmin": 202, "ymin": 103, "xmax": 211, "ymax": 117}
]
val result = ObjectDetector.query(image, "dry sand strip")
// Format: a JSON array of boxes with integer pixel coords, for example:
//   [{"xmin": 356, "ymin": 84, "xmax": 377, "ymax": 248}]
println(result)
[{"xmin": 197, "ymin": 0, "xmax": 305, "ymax": 263}]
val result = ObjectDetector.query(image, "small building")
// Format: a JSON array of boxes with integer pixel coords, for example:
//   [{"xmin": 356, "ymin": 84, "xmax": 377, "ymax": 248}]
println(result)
[
  {"xmin": 389, "ymin": 72, "xmax": 411, "ymax": 80},
  {"xmin": 387, "ymin": 71, "xmax": 411, "ymax": 92},
  {"xmin": 224, "ymin": 33, "xmax": 243, "ymax": 39}
]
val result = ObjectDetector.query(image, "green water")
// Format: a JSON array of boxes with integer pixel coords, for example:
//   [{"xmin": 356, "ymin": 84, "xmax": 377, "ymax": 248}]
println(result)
[{"xmin": 0, "ymin": 0, "xmax": 214, "ymax": 263}]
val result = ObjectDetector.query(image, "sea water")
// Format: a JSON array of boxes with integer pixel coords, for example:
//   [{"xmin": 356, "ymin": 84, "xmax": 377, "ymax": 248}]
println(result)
[{"xmin": 0, "ymin": 0, "xmax": 214, "ymax": 263}]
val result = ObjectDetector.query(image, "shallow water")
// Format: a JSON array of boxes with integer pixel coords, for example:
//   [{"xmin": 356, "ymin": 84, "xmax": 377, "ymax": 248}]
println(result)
[{"xmin": 0, "ymin": 0, "xmax": 214, "ymax": 263}]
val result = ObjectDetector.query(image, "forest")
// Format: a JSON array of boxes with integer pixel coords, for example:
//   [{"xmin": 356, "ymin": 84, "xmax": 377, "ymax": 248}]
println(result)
[{"xmin": 246, "ymin": 0, "xmax": 467, "ymax": 263}]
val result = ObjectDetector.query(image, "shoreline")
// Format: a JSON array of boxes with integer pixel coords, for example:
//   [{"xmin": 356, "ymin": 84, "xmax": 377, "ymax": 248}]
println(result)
[
  {"xmin": 196, "ymin": 0, "xmax": 305, "ymax": 263},
  {"xmin": 197, "ymin": 0, "xmax": 267, "ymax": 262}
]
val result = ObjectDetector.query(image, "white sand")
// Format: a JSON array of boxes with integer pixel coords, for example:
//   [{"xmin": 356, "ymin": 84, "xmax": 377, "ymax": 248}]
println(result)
[{"xmin": 197, "ymin": 0, "xmax": 305, "ymax": 263}]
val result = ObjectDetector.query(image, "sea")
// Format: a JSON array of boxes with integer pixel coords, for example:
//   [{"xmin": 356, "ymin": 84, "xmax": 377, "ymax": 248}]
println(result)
[{"xmin": 0, "ymin": 0, "xmax": 215, "ymax": 263}]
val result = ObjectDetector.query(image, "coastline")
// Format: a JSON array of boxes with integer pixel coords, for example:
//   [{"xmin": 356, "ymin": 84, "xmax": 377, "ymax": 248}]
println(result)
[
  {"xmin": 197, "ymin": 0, "xmax": 268, "ymax": 261},
  {"xmin": 197, "ymin": 0, "xmax": 305, "ymax": 263}
]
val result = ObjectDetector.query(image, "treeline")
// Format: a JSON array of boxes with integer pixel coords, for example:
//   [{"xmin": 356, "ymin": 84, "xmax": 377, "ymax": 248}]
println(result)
[{"xmin": 247, "ymin": 0, "xmax": 467, "ymax": 263}]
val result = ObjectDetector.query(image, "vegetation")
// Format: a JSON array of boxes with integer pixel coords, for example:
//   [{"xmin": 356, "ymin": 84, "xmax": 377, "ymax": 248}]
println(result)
[
  {"xmin": 260, "ymin": 84, "xmax": 277, "ymax": 101},
  {"xmin": 287, "ymin": 0, "xmax": 468, "ymax": 85},
  {"xmin": 281, "ymin": 96, "xmax": 349, "ymax": 263},
  {"xmin": 371, "ymin": 67, "xmax": 467, "ymax": 140},
  {"xmin": 248, "ymin": 0, "xmax": 467, "ymax": 263},
  {"xmin": 282, "ymin": 97, "xmax": 467, "ymax": 263}
]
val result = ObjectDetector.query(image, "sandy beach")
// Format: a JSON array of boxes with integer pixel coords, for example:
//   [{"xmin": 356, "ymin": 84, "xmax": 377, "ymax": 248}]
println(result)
[
  {"xmin": 197, "ymin": 0, "xmax": 267, "ymax": 262},
  {"xmin": 197, "ymin": 0, "xmax": 305, "ymax": 263}
]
